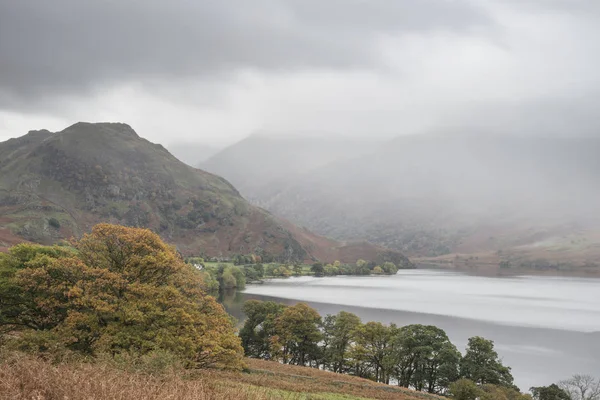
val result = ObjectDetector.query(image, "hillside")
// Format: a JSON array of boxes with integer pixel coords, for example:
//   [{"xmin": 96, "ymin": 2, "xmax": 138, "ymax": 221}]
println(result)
[
  {"xmin": 0, "ymin": 122, "xmax": 409, "ymax": 265},
  {"xmin": 202, "ymin": 135, "xmax": 382, "ymax": 201},
  {"xmin": 204, "ymin": 134, "xmax": 600, "ymax": 270},
  {"xmin": 1, "ymin": 355, "xmax": 440, "ymax": 400}
]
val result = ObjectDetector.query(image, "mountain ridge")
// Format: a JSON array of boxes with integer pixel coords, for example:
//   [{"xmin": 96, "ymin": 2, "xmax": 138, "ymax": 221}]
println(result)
[{"xmin": 0, "ymin": 122, "xmax": 411, "ymax": 267}]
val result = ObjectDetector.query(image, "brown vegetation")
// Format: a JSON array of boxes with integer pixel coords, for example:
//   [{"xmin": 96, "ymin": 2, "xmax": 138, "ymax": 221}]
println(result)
[{"xmin": 0, "ymin": 354, "xmax": 441, "ymax": 400}]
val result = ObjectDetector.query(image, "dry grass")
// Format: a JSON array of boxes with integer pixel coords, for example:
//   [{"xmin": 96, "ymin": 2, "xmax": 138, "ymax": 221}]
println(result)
[{"xmin": 0, "ymin": 354, "xmax": 441, "ymax": 400}]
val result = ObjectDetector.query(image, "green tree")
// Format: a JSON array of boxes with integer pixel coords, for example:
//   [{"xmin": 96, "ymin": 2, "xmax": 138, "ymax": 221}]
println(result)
[
  {"xmin": 355, "ymin": 259, "xmax": 371, "ymax": 275},
  {"xmin": 243, "ymin": 264, "xmax": 263, "ymax": 282},
  {"xmin": 239, "ymin": 300, "xmax": 286, "ymax": 359},
  {"xmin": 461, "ymin": 336, "xmax": 514, "ymax": 387},
  {"xmin": 311, "ymin": 262, "xmax": 325, "ymax": 277},
  {"xmin": 322, "ymin": 311, "xmax": 362, "ymax": 373},
  {"xmin": 324, "ymin": 264, "xmax": 340, "ymax": 276},
  {"xmin": 0, "ymin": 244, "xmax": 76, "ymax": 333},
  {"xmin": 1, "ymin": 224, "xmax": 244, "ymax": 369},
  {"xmin": 227, "ymin": 266, "xmax": 246, "ymax": 289},
  {"xmin": 393, "ymin": 324, "xmax": 460, "ymax": 393},
  {"xmin": 531, "ymin": 384, "xmax": 571, "ymax": 400},
  {"xmin": 272, "ymin": 303, "xmax": 322, "ymax": 366},
  {"xmin": 354, "ymin": 321, "xmax": 396, "ymax": 383},
  {"xmin": 381, "ymin": 262, "xmax": 398, "ymax": 275}
]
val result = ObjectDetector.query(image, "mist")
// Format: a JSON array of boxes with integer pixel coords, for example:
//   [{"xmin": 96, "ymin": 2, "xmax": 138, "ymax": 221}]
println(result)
[{"xmin": 202, "ymin": 132, "xmax": 600, "ymax": 264}]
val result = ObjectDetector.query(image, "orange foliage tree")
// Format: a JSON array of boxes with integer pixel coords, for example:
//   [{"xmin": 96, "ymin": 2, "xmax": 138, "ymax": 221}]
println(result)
[{"xmin": 0, "ymin": 223, "xmax": 244, "ymax": 369}]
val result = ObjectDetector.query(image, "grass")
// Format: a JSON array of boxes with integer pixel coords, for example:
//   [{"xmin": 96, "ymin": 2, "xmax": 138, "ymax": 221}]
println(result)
[{"xmin": 0, "ymin": 354, "xmax": 441, "ymax": 400}]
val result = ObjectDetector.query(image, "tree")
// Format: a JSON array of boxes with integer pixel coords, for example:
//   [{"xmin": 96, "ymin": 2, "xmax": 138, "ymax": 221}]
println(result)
[
  {"xmin": 322, "ymin": 311, "xmax": 362, "ymax": 373},
  {"xmin": 372, "ymin": 266, "xmax": 384, "ymax": 274},
  {"xmin": 272, "ymin": 303, "xmax": 322, "ymax": 366},
  {"xmin": 243, "ymin": 264, "xmax": 263, "ymax": 282},
  {"xmin": 461, "ymin": 336, "xmax": 514, "ymax": 388},
  {"xmin": 450, "ymin": 379, "xmax": 481, "ymax": 400},
  {"xmin": 0, "ymin": 244, "xmax": 76, "ymax": 333},
  {"xmin": 225, "ymin": 266, "xmax": 246, "ymax": 289},
  {"xmin": 560, "ymin": 375, "xmax": 600, "ymax": 400},
  {"xmin": 354, "ymin": 321, "xmax": 396, "ymax": 383},
  {"xmin": 531, "ymin": 384, "xmax": 571, "ymax": 400},
  {"xmin": 393, "ymin": 324, "xmax": 460, "ymax": 393},
  {"xmin": 324, "ymin": 264, "xmax": 340, "ymax": 276},
  {"xmin": 382, "ymin": 262, "xmax": 398, "ymax": 275},
  {"xmin": 1, "ymin": 224, "xmax": 244, "ymax": 369},
  {"xmin": 355, "ymin": 259, "xmax": 370, "ymax": 275},
  {"xmin": 239, "ymin": 300, "xmax": 286, "ymax": 359},
  {"xmin": 311, "ymin": 262, "xmax": 325, "ymax": 277}
]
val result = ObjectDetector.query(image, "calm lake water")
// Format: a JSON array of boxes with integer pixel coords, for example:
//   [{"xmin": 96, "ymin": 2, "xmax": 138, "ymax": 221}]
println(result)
[{"xmin": 224, "ymin": 270, "xmax": 600, "ymax": 390}]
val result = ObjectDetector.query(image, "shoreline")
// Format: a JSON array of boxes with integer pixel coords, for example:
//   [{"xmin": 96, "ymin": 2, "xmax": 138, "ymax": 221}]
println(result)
[{"xmin": 414, "ymin": 261, "xmax": 600, "ymax": 278}]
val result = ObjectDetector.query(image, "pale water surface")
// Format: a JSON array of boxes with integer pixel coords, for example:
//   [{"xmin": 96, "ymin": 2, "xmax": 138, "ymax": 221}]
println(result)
[{"xmin": 235, "ymin": 270, "xmax": 600, "ymax": 390}]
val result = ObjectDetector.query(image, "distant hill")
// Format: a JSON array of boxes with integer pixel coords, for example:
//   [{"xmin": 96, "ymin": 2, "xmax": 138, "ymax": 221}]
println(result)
[
  {"xmin": 166, "ymin": 142, "xmax": 221, "ymax": 167},
  {"xmin": 204, "ymin": 133, "xmax": 600, "ymax": 269},
  {"xmin": 202, "ymin": 134, "xmax": 382, "ymax": 201},
  {"xmin": 0, "ymin": 122, "xmax": 410, "ymax": 266}
]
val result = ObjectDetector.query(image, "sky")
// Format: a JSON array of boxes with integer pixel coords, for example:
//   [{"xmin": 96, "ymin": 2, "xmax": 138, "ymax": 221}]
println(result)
[{"xmin": 1, "ymin": 0, "xmax": 599, "ymax": 146}]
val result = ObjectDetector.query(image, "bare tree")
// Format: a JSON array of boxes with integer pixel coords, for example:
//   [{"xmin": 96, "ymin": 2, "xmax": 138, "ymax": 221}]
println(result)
[{"xmin": 560, "ymin": 375, "xmax": 600, "ymax": 400}]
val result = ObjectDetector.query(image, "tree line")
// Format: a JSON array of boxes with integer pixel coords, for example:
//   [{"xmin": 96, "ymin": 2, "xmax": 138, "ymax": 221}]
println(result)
[
  {"xmin": 190, "ymin": 258, "xmax": 410, "ymax": 292},
  {"xmin": 240, "ymin": 300, "xmax": 600, "ymax": 400},
  {"xmin": 240, "ymin": 300, "xmax": 516, "ymax": 396}
]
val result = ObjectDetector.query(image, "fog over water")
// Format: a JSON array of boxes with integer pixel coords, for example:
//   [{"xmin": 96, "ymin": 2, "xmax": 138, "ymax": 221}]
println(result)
[{"xmin": 237, "ymin": 270, "xmax": 600, "ymax": 390}]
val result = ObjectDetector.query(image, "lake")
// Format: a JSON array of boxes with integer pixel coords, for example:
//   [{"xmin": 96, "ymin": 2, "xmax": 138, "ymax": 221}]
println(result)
[{"xmin": 224, "ymin": 269, "xmax": 600, "ymax": 390}]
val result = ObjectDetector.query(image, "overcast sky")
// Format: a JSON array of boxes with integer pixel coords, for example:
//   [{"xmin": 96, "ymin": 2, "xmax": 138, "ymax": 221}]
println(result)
[{"xmin": 1, "ymin": 0, "xmax": 599, "ymax": 146}]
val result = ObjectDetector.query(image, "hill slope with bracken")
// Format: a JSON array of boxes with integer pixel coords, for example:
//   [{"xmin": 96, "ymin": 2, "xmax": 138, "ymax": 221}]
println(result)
[{"xmin": 0, "ymin": 122, "xmax": 410, "ymax": 266}]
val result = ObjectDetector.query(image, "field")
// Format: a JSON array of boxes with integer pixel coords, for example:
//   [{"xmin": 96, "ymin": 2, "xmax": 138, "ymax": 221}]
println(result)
[{"xmin": 0, "ymin": 355, "xmax": 441, "ymax": 400}]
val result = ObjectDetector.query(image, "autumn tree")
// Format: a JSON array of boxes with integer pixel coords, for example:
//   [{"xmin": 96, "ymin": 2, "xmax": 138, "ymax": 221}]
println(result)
[
  {"xmin": 0, "ymin": 223, "xmax": 244, "ymax": 369},
  {"xmin": 450, "ymin": 378, "xmax": 481, "ymax": 400}
]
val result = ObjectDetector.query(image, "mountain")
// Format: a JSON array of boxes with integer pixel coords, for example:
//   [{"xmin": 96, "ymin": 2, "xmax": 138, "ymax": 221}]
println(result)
[
  {"xmin": 202, "ymin": 134, "xmax": 382, "ymax": 201},
  {"xmin": 204, "ymin": 133, "xmax": 600, "ymax": 269},
  {"xmin": 166, "ymin": 142, "xmax": 221, "ymax": 167},
  {"xmin": 0, "ymin": 122, "xmax": 410, "ymax": 266}
]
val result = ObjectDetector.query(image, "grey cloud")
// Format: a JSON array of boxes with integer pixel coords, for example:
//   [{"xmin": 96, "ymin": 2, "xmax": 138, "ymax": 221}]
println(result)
[{"xmin": 0, "ymin": 0, "xmax": 489, "ymax": 105}]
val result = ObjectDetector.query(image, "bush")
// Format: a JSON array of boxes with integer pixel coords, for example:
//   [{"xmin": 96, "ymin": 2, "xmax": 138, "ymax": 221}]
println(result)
[{"xmin": 450, "ymin": 379, "xmax": 481, "ymax": 400}]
